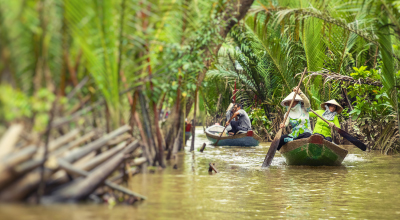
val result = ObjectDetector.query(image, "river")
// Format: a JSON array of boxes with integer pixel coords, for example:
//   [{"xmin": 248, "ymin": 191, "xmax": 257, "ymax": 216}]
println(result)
[{"xmin": 1, "ymin": 127, "xmax": 400, "ymax": 219}]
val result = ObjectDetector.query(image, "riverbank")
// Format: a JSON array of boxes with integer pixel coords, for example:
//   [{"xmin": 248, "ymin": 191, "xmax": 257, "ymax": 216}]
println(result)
[{"xmin": 2, "ymin": 127, "xmax": 400, "ymax": 219}]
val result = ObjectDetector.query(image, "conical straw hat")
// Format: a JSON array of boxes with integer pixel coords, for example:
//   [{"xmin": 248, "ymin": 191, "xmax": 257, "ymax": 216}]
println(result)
[
  {"xmin": 320, "ymin": 100, "xmax": 343, "ymax": 114},
  {"xmin": 280, "ymin": 92, "xmax": 303, "ymax": 107},
  {"xmin": 226, "ymin": 103, "xmax": 234, "ymax": 112}
]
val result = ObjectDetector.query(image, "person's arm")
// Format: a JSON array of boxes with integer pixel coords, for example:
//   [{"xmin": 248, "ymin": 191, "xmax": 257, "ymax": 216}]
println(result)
[
  {"xmin": 225, "ymin": 110, "xmax": 241, "ymax": 126},
  {"xmin": 292, "ymin": 87, "xmax": 310, "ymax": 110},
  {"xmin": 298, "ymin": 92, "xmax": 310, "ymax": 109},
  {"xmin": 280, "ymin": 112, "xmax": 289, "ymax": 128}
]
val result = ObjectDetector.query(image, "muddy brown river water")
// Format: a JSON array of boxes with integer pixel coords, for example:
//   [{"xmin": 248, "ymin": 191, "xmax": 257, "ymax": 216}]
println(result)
[{"xmin": 1, "ymin": 127, "xmax": 400, "ymax": 219}]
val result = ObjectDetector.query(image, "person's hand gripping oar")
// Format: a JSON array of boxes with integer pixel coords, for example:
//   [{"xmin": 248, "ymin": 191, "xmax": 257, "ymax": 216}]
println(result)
[
  {"xmin": 215, "ymin": 111, "xmax": 236, "ymax": 146},
  {"xmin": 261, "ymin": 67, "xmax": 307, "ymax": 167},
  {"xmin": 309, "ymin": 109, "xmax": 367, "ymax": 151}
]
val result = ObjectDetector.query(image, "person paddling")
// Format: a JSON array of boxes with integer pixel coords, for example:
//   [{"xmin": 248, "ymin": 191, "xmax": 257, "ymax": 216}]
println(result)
[
  {"xmin": 277, "ymin": 88, "xmax": 312, "ymax": 151},
  {"xmin": 309, "ymin": 100, "xmax": 342, "ymax": 142},
  {"xmin": 225, "ymin": 103, "xmax": 251, "ymax": 135}
]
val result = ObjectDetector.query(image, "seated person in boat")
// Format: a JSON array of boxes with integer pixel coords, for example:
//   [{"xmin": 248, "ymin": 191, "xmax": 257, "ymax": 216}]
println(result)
[
  {"xmin": 277, "ymin": 88, "xmax": 312, "ymax": 150},
  {"xmin": 309, "ymin": 100, "xmax": 342, "ymax": 142},
  {"xmin": 225, "ymin": 103, "xmax": 252, "ymax": 135}
]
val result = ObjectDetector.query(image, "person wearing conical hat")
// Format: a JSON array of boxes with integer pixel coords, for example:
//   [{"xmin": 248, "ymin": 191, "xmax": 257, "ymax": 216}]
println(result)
[
  {"xmin": 276, "ymin": 88, "xmax": 312, "ymax": 151},
  {"xmin": 309, "ymin": 100, "xmax": 342, "ymax": 142}
]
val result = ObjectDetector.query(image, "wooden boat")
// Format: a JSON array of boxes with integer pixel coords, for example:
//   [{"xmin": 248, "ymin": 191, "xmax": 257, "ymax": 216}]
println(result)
[
  {"xmin": 280, "ymin": 134, "xmax": 348, "ymax": 166},
  {"xmin": 205, "ymin": 125, "xmax": 262, "ymax": 146}
]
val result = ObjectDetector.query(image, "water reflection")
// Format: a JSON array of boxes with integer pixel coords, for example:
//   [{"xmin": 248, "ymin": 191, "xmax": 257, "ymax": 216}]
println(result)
[{"xmin": 1, "ymin": 127, "xmax": 400, "ymax": 219}]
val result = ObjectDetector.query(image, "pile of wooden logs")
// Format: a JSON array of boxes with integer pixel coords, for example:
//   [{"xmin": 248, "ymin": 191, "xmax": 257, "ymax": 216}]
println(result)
[{"xmin": 0, "ymin": 124, "xmax": 147, "ymax": 204}]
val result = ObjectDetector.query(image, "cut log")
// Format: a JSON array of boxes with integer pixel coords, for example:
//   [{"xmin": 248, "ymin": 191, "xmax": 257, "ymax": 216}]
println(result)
[
  {"xmin": 0, "ymin": 145, "xmax": 36, "ymax": 165},
  {"xmin": 43, "ymin": 152, "xmax": 129, "ymax": 202},
  {"xmin": 78, "ymin": 141, "xmax": 127, "ymax": 171},
  {"xmin": 34, "ymin": 129, "xmax": 80, "ymax": 159},
  {"xmin": 62, "ymin": 125, "xmax": 130, "ymax": 163},
  {"xmin": 0, "ymin": 167, "xmax": 53, "ymax": 202},
  {"xmin": 55, "ymin": 160, "xmax": 145, "ymax": 200},
  {"xmin": 131, "ymin": 157, "xmax": 147, "ymax": 166},
  {"xmin": 50, "ymin": 131, "xmax": 96, "ymax": 157},
  {"xmin": 107, "ymin": 134, "xmax": 131, "ymax": 146},
  {"xmin": 0, "ymin": 159, "xmax": 42, "ymax": 191},
  {"xmin": 123, "ymin": 140, "xmax": 140, "ymax": 154},
  {"xmin": 0, "ymin": 124, "xmax": 24, "ymax": 159},
  {"xmin": 0, "ymin": 126, "xmax": 130, "ymax": 202},
  {"xmin": 0, "ymin": 146, "xmax": 37, "ymax": 188}
]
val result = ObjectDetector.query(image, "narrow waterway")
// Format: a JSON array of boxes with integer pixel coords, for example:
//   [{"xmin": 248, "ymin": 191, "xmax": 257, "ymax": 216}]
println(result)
[{"xmin": 2, "ymin": 127, "xmax": 400, "ymax": 219}]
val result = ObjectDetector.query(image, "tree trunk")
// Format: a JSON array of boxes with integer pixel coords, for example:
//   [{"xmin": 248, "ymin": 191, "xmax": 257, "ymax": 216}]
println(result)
[
  {"xmin": 138, "ymin": 92, "xmax": 157, "ymax": 164},
  {"xmin": 190, "ymin": 86, "xmax": 199, "ymax": 152}
]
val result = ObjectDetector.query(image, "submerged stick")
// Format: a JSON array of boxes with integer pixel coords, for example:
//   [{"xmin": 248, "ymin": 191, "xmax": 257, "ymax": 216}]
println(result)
[
  {"xmin": 199, "ymin": 143, "xmax": 206, "ymax": 152},
  {"xmin": 208, "ymin": 163, "xmax": 218, "ymax": 173}
]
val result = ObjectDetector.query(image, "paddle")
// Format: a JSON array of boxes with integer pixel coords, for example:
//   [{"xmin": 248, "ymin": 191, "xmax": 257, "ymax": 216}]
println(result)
[
  {"xmin": 309, "ymin": 109, "xmax": 367, "ymax": 151},
  {"xmin": 261, "ymin": 67, "xmax": 307, "ymax": 167},
  {"xmin": 215, "ymin": 114, "xmax": 236, "ymax": 146}
]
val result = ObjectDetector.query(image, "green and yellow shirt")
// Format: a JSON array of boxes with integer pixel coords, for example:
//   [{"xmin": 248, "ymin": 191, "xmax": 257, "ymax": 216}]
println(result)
[{"xmin": 309, "ymin": 110, "xmax": 341, "ymax": 138}]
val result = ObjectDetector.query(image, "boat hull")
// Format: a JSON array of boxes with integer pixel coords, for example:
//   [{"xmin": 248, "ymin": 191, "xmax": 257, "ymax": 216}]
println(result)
[
  {"xmin": 205, "ymin": 125, "xmax": 261, "ymax": 147},
  {"xmin": 280, "ymin": 134, "xmax": 348, "ymax": 166}
]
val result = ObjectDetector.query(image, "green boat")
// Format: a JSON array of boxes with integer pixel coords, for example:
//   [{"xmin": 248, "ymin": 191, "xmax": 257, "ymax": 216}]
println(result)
[{"xmin": 280, "ymin": 134, "xmax": 348, "ymax": 166}]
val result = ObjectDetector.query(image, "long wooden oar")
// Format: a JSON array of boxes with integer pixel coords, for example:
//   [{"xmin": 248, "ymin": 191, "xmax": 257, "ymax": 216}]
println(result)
[
  {"xmin": 262, "ymin": 67, "xmax": 307, "ymax": 167},
  {"xmin": 309, "ymin": 109, "xmax": 367, "ymax": 151},
  {"xmin": 215, "ymin": 114, "xmax": 235, "ymax": 146}
]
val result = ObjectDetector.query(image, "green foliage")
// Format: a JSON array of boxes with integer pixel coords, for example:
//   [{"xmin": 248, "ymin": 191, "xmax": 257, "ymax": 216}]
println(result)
[
  {"xmin": 0, "ymin": 85, "xmax": 59, "ymax": 131},
  {"xmin": 350, "ymin": 66, "xmax": 380, "ymax": 80},
  {"xmin": 247, "ymin": 108, "xmax": 272, "ymax": 130},
  {"xmin": 347, "ymin": 66, "xmax": 395, "ymax": 119}
]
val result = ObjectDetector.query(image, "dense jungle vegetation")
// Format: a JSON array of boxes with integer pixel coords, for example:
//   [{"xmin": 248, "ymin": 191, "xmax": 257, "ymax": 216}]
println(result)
[{"xmin": 0, "ymin": 0, "xmax": 399, "ymax": 168}]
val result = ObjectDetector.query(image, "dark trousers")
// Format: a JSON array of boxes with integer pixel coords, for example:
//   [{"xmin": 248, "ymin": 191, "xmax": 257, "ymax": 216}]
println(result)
[
  {"xmin": 277, "ymin": 132, "xmax": 312, "ymax": 151},
  {"xmin": 230, "ymin": 121, "xmax": 247, "ymax": 135},
  {"xmin": 314, "ymin": 133, "xmax": 332, "ymax": 142}
]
